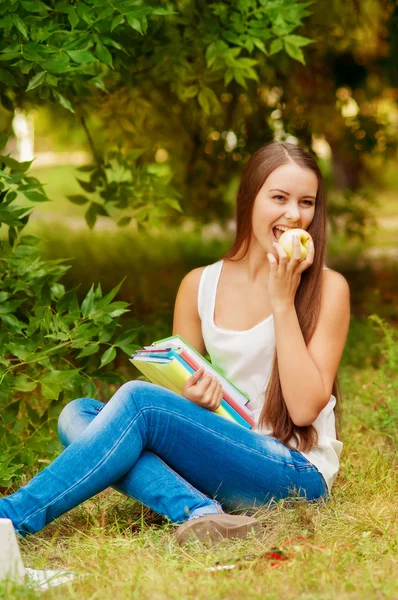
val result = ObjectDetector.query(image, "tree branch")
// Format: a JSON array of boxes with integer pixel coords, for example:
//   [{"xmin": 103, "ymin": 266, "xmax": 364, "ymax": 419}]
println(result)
[{"xmin": 80, "ymin": 114, "xmax": 100, "ymax": 163}]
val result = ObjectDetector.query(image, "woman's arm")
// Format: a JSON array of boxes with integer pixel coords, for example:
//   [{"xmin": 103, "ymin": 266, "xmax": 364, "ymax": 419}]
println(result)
[
  {"xmin": 273, "ymin": 269, "xmax": 350, "ymax": 426},
  {"xmin": 172, "ymin": 268, "xmax": 223, "ymax": 411},
  {"xmin": 172, "ymin": 267, "xmax": 206, "ymax": 355}
]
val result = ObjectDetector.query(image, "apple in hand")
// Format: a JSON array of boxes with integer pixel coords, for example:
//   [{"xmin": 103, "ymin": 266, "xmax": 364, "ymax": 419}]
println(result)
[{"xmin": 278, "ymin": 228, "xmax": 313, "ymax": 261}]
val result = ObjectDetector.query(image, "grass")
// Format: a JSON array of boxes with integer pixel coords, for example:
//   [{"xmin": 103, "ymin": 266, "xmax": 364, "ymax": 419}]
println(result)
[{"xmin": 1, "ymin": 361, "xmax": 397, "ymax": 600}]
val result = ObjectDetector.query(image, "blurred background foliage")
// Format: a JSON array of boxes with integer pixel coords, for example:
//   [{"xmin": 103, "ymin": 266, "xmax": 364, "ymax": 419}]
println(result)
[
  {"xmin": 0, "ymin": 0, "xmax": 396, "ymax": 229},
  {"xmin": 0, "ymin": 0, "xmax": 397, "ymax": 483}
]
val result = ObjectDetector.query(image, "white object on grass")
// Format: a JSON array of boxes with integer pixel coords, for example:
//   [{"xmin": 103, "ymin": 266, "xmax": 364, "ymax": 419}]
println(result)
[
  {"xmin": 25, "ymin": 568, "xmax": 76, "ymax": 591},
  {"xmin": 0, "ymin": 518, "xmax": 77, "ymax": 590},
  {"xmin": 0, "ymin": 518, "xmax": 25, "ymax": 584}
]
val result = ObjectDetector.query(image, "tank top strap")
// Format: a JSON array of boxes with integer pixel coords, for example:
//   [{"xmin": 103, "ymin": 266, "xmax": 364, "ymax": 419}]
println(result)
[{"xmin": 198, "ymin": 260, "xmax": 223, "ymax": 321}]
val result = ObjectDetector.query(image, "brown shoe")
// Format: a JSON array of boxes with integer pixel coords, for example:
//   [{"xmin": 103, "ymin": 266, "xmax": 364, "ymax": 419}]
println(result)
[{"xmin": 175, "ymin": 513, "xmax": 262, "ymax": 546}]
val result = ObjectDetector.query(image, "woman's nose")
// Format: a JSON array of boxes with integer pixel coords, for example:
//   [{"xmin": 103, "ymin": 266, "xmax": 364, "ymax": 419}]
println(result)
[{"xmin": 284, "ymin": 203, "xmax": 301, "ymax": 221}]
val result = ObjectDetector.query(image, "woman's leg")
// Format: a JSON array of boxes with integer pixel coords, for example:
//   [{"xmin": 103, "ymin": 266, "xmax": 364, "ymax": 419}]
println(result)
[
  {"xmin": 0, "ymin": 381, "xmax": 327, "ymax": 536},
  {"xmin": 57, "ymin": 398, "xmax": 222, "ymax": 523}
]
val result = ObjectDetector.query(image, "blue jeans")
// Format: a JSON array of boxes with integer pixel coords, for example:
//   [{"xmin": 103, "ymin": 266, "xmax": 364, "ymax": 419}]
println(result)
[{"xmin": 0, "ymin": 381, "xmax": 328, "ymax": 536}]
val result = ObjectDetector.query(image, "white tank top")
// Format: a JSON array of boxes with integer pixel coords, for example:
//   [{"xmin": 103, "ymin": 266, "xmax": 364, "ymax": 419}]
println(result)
[{"xmin": 198, "ymin": 260, "xmax": 343, "ymax": 494}]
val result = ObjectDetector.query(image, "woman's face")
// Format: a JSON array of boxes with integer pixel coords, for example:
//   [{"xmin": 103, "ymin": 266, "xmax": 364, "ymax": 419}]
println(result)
[{"xmin": 250, "ymin": 161, "xmax": 318, "ymax": 257}]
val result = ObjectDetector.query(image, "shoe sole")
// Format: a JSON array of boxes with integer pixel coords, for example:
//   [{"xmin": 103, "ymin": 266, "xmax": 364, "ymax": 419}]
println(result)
[{"xmin": 175, "ymin": 514, "xmax": 262, "ymax": 546}]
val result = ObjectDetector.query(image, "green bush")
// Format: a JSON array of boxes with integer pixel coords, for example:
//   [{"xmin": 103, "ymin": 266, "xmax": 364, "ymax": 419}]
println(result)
[{"xmin": 0, "ymin": 146, "xmax": 139, "ymax": 486}]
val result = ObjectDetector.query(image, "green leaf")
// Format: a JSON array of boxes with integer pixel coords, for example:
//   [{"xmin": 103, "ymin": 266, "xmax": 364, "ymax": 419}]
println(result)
[
  {"xmin": 56, "ymin": 287, "xmax": 79, "ymax": 314},
  {"xmin": 8, "ymin": 226, "xmax": 17, "ymax": 246},
  {"xmin": 115, "ymin": 329, "xmax": 140, "ymax": 354},
  {"xmin": 198, "ymin": 87, "xmax": 221, "ymax": 115},
  {"xmin": 76, "ymin": 2, "xmax": 94, "ymax": 25},
  {"xmin": 42, "ymin": 58, "xmax": 71, "ymax": 73},
  {"xmin": 283, "ymin": 35, "xmax": 312, "ymax": 48},
  {"xmin": 0, "ymin": 134, "xmax": 8, "ymax": 152},
  {"xmin": 68, "ymin": 6, "xmax": 79, "ymax": 29},
  {"xmin": 40, "ymin": 370, "xmax": 77, "ymax": 400},
  {"xmin": 46, "ymin": 73, "xmax": 58, "ymax": 87},
  {"xmin": 2, "ymin": 400, "xmax": 21, "ymax": 425},
  {"xmin": 100, "ymin": 346, "xmax": 116, "ymax": 368},
  {"xmin": 117, "ymin": 216, "xmax": 131, "ymax": 227},
  {"xmin": 77, "ymin": 342, "xmax": 100, "ymax": 358},
  {"xmin": 0, "ymin": 53, "xmax": 21, "ymax": 62},
  {"xmin": 111, "ymin": 14, "xmax": 125, "ymax": 32},
  {"xmin": 92, "ymin": 202, "xmax": 109, "ymax": 216},
  {"xmin": 284, "ymin": 41, "xmax": 305, "ymax": 64},
  {"xmin": 96, "ymin": 280, "xmax": 125, "ymax": 311},
  {"xmin": 125, "ymin": 13, "xmax": 146, "ymax": 35},
  {"xmin": 269, "ymin": 39, "xmax": 283, "ymax": 55},
  {"xmin": 81, "ymin": 284, "xmax": 95, "ymax": 318},
  {"xmin": 67, "ymin": 194, "xmax": 89, "ymax": 205},
  {"xmin": 163, "ymin": 198, "xmax": 183, "ymax": 213},
  {"xmin": 85, "ymin": 203, "xmax": 97, "ymax": 229},
  {"xmin": 252, "ymin": 38, "xmax": 267, "ymax": 54},
  {"xmin": 205, "ymin": 40, "xmax": 229, "ymax": 68},
  {"xmin": 21, "ymin": 1, "xmax": 50, "ymax": 12},
  {"xmin": 12, "ymin": 16, "xmax": 28, "ymax": 39},
  {"xmin": 95, "ymin": 42, "xmax": 113, "ymax": 68},
  {"xmin": 1, "ymin": 93, "xmax": 14, "ymax": 112},
  {"xmin": 23, "ymin": 190, "xmax": 49, "ymax": 202},
  {"xmin": 84, "ymin": 380, "xmax": 97, "ymax": 399},
  {"xmin": 151, "ymin": 7, "xmax": 176, "ymax": 15},
  {"xmin": 126, "ymin": 148, "xmax": 145, "ymax": 160},
  {"xmin": 181, "ymin": 85, "xmax": 199, "ymax": 100},
  {"xmin": 52, "ymin": 90, "xmax": 74, "ymax": 113},
  {"xmin": 77, "ymin": 164, "xmax": 96, "ymax": 172},
  {"xmin": 77, "ymin": 178, "xmax": 95, "ymax": 193},
  {"xmin": 13, "ymin": 375, "xmax": 37, "ymax": 392},
  {"xmin": 0, "ymin": 69, "xmax": 17, "ymax": 86},
  {"xmin": 26, "ymin": 71, "xmax": 46, "ymax": 92},
  {"xmin": 66, "ymin": 51, "xmax": 97, "ymax": 64}
]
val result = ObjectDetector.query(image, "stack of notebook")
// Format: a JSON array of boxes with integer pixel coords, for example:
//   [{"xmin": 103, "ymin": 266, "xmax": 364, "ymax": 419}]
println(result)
[{"xmin": 130, "ymin": 335, "xmax": 254, "ymax": 429}]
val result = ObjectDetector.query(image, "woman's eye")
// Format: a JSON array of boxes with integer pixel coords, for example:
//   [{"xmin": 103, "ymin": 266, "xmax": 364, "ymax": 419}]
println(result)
[
  {"xmin": 302, "ymin": 200, "xmax": 314, "ymax": 206},
  {"xmin": 273, "ymin": 195, "xmax": 285, "ymax": 201}
]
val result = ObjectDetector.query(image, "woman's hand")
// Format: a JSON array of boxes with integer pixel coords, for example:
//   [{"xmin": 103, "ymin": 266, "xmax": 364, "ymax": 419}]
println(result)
[
  {"xmin": 267, "ymin": 234, "xmax": 315, "ymax": 313},
  {"xmin": 182, "ymin": 367, "xmax": 223, "ymax": 411}
]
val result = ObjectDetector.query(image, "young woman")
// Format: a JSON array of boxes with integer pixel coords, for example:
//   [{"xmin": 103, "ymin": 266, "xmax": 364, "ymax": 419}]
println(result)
[{"xmin": 0, "ymin": 142, "xmax": 350, "ymax": 545}]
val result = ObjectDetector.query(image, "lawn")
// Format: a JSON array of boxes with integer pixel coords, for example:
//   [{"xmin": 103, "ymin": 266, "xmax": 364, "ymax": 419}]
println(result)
[{"xmin": 2, "ymin": 359, "xmax": 397, "ymax": 600}]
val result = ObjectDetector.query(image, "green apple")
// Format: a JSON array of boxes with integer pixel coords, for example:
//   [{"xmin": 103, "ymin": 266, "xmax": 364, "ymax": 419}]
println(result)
[{"xmin": 278, "ymin": 228, "xmax": 313, "ymax": 261}]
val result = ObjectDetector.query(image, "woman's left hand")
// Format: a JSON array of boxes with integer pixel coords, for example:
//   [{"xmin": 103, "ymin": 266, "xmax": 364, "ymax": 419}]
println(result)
[{"xmin": 267, "ymin": 234, "xmax": 315, "ymax": 312}]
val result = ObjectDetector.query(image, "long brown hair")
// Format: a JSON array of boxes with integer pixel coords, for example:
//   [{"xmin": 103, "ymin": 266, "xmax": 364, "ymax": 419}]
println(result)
[{"xmin": 224, "ymin": 141, "xmax": 341, "ymax": 452}]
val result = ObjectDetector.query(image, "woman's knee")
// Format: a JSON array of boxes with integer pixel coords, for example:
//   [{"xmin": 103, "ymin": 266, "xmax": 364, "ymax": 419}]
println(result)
[
  {"xmin": 119, "ymin": 380, "xmax": 153, "ymax": 395},
  {"xmin": 115, "ymin": 380, "xmax": 156, "ymax": 405},
  {"xmin": 57, "ymin": 398, "xmax": 102, "ymax": 447}
]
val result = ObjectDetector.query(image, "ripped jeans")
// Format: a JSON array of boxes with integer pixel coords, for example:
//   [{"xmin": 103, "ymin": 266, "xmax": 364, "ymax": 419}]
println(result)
[{"xmin": 0, "ymin": 381, "xmax": 328, "ymax": 536}]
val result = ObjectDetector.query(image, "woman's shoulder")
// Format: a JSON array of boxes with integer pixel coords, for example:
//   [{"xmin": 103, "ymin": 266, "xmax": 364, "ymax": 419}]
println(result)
[
  {"xmin": 321, "ymin": 268, "xmax": 350, "ymax": 304},
  {"xmin": 179, "ymin": 261, "xmax": 221, "ymax": 289},
  {"xmin": 322, "ymin": 266, "xmax": 349, "ymax": 284},
  {"xmin": 177, "ymin": 262, "xmax": 217, "ymax": 298},
  {"xmin": 179, "ymin": 266, "xmax": 206, "ymax": 291}
]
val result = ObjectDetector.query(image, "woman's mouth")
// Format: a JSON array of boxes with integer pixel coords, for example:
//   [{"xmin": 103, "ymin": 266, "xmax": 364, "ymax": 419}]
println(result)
[{"xmin": 272, "ymin": 226, "xmax": 287, "ymax": 242}]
